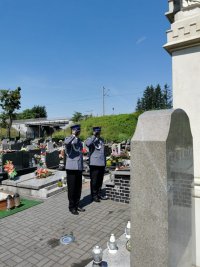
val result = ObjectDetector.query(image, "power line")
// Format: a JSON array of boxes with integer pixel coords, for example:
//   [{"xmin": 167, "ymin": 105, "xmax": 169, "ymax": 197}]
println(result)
[
  {"xmin": 102, "ymin": 86, "xmax": 110, "ymax": 116},
  {"xmin": 18, "ymin": 90, "xmax": 144, "ymax": 111}
]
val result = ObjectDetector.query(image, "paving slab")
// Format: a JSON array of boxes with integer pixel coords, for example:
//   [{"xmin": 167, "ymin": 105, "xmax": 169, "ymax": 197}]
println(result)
[{"xmin": 0, "ymin": 178, "xmax": 130, "ymax": 267}]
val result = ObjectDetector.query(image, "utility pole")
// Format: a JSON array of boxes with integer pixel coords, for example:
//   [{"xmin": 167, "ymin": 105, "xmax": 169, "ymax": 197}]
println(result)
[{"xmin": 102, "ymin": 87, "xmax": 109, "ymax": 116}]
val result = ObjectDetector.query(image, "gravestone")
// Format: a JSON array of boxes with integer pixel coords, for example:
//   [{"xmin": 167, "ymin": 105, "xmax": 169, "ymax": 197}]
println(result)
[
  {"xmin": 2, "ymin": 152, "xmax": 23, "ymax": 170},
  {"xmin": 2, "ymin": 139, "xmax": 9, "ymax": 150},
  {"xmin": 45, "ymin": 150, "xmax": 60, "ymax": 169},
  {"xmin": 10, "ymin": 142, "xmax": 23, "ymax": 150},
  {"xmin": 131, "ymin": 109, "xmax": 193, "ymax": 267},
  {"xmin": 47, "ymin": 141, "xmax": 54, "ymax": 151},
  {"xmin": 2, "ymin": 151, "xmax": 30, "ymax": 170},
  {"xmin": 26, "ymin": 145, "xmax": 35, "ymax": 150},
  {"xmin": 2, "ymin": 143, "xmax": 9, "ymax": 150}
]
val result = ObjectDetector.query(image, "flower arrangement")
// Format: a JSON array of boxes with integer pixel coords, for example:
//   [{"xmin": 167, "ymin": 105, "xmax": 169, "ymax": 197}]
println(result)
[
  {"xmin": 34, "ymin": 154, "xmax": 41, "ymax": 161},
  {"xmin": 35, "ymin": 167, "xmax": 52, "ymax": 179},
  {"xmin": 3, "ymin": 160, "xmax": 17, "ymax": 179},
  {"xmin": 34, "ymin": 154, "xmax": 44, "ymax": 166},
  {"xmin": 40, "ymin": 144, "xmax": 46, "ymax": 149},
  {"xmin": 82, "ymin": 147, "xmax": 88, "ymax": 155},
  {"xmin": 110, "ymin": 151, "xmax": 130, "ymax": 161},
  {"xmin": 40, "ymin": 151, "xmax": 46, "ymax": 156},
  {"xmin": 59, "ymin": 149, "xmax": 64, "ymax": 159}
]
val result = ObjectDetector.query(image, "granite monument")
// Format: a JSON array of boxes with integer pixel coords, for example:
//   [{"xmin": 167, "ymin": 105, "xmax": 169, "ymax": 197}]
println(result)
[{"xmin": 131, "ymin": 109, "xmax": 193, "ymax": 267}]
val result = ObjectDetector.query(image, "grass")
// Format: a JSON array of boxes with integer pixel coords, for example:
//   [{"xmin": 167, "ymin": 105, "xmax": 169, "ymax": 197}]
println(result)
[
  {"xmin": 53, "ymin": 112, "xmax": 141, "ymax": 142},
  {"xmin": 0, "ymin": 198, "xmax": 43, "ymax": 219}
]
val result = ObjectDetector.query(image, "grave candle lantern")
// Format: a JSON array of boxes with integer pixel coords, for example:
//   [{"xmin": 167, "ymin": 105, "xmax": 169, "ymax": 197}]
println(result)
[
  {"xmin": 125, "ymin": 221, "xmax": 131, "ymax": 239},
  {"xmin": 92, "ymin": 245, "xmax": 103, "ymax": 266},
  {"xmin": 6, "ymin": 195, "xmax": 14, "ymax": 210},
  {"xmin": 107, "ymin": 233, "xmax": 118, "ymax": 254},
  {"xmin": 14, "ymin": 193, "xmax": 20, "ymax": 207}
]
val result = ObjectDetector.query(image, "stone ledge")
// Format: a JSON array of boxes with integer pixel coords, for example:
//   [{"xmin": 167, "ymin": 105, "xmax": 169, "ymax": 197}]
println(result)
[{"xmin": 164, "ymin": 35, "xmax": 200, "ymax": 54}]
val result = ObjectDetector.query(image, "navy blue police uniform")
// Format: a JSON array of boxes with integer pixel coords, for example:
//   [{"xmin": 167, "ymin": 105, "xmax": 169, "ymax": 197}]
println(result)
[
  {"xmin": 85, "ymin": 127, "xmax": 108, "ymax": 202},
  {"xmin": 64, "ymin": 124, "xmax": 85, "ymax": 215}
]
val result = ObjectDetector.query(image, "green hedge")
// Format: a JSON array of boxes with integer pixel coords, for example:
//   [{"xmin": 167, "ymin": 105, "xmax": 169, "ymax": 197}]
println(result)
[{"xmin": 0, "ymin": 128, "xmax": 20, "ymax": 139}]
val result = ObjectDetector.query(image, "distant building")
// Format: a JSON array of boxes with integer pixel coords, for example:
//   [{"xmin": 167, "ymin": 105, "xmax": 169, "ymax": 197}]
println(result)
[{"xmin": 12, "ymin": 117, "xmax": 72, "ymax": 138}]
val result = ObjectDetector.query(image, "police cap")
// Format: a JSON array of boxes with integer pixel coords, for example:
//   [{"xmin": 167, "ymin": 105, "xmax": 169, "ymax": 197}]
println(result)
[
  {"xmin": 71, "ymin": 124, "xmax": 81, "ymax": 131},
  {"xmin": 93, "ymin": 126, "xmax": 101, "ymax": 133}
]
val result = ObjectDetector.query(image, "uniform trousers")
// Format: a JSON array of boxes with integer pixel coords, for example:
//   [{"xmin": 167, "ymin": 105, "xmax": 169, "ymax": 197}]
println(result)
[
  {"xmin": 90, "ymin": 165, "xmax": 105, "ymax": 199},
  {"xmin": 66, "ymin": 170, "xmax": 82, "ymax": 211}
]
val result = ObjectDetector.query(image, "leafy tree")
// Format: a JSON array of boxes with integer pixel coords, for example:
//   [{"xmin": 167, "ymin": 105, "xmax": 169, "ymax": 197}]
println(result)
[
  {"xmin": 136, "ymin": 84, "xmax": 172, "ymax": 112},
  {"xmin": 31, "ymin": 105, "xmax": 47, "ymax": 118},
  {"xmin": 71, "ymin": 111, "xmax": 83, "ymax": 122},
  {"xmin": 16, "ymin": 105, "xmax": 47, "ymax": 119},
  {"xmin": 0, "ymin": 113, "xmax": 8, "ymax": 128},
  {"xmin": 0, "ymin": 87, "xmax": 21, "ymax": 139},
  {"xmin": 16, "ymin": 109, "xmax": 33, "ymax": 119}
]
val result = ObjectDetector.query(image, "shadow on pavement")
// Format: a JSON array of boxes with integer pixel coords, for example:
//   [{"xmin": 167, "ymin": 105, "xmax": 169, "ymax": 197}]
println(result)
[
  {"xmin": 80, "ymin": 188, "xmax": 107, "ymax": 208},
  {"xmin": 71, "ymin": 259, "xmax": 108, "ymax": 267},
  {"xmin": 80, "ymin": 194, "xmax": 92, "ymax": 208}
]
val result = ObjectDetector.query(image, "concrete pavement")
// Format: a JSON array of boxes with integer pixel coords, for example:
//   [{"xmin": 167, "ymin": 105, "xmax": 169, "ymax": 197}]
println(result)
[{"xmin": 0, "ymin": 180, "xmax": 130, "ymax": 267}]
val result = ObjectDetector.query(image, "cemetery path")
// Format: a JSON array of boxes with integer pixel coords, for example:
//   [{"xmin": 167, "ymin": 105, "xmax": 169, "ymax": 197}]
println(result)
[{"xmin": 0, "ymin": 179, "xmax": 130, "ymax": 267}]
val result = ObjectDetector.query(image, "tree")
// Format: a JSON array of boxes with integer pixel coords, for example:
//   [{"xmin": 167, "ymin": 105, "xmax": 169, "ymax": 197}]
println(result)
[
  {"xmin": 16, "ymin": 105, "xmax": 47, "ymax": 119},
  {"xmin": 162, "ymin": 84, "xmax": 172, "ymax": 109},
  {"xmin": 136, "ymin": 84, "xmax": 172, "ymax": 112},
  {"xmin": 71, "ymin": 112, "xmax": 83, "ymax": 122},
  {"xmin": 31, "ymin": 105, "xmax": 47, "ymax": 118},
  {"xmin": 0, "ymin": 113, "xmax": 8, "ymax": 128},
  {"xmin": 0, "ymin": 87, "xmax": 21, "ymax": 139},
  {"xmin": 17, "ymin": 108, "xmax": 34, "ymax": 119}
]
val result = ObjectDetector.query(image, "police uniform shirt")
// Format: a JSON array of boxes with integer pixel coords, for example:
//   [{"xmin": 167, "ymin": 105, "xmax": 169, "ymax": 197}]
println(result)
[
  {"xmin": 64, "ymin": 135, "xmax": 83, "ymax": 170},
  {"xmin": 85, "ymin": 136, "xmax": 106, "ymax": 166}
]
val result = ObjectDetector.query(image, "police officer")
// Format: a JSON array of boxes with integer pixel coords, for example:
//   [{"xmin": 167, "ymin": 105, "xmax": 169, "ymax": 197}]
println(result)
[
  {"xmin": 65, "ymin": 124, "xmax": 85, "ymax": 215},
  {"xmin": 86, "ymin": 126, "xmax": 108, "ymax": 202}
]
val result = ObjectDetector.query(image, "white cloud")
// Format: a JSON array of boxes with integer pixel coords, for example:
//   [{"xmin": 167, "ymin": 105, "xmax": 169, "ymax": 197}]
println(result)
[{"xmin": 136, "ymin": 36, "xmax": 147, "ymax": 45}]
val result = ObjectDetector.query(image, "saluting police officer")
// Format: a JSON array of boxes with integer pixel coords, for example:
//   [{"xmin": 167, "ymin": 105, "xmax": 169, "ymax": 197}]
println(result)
[
  {"xmin": 65, "ymin": 124, "xmax": 85, "ymax": 215},
  {"xmin": 85, "ymin": 126, "xmax": 108, "ymax": 202}
]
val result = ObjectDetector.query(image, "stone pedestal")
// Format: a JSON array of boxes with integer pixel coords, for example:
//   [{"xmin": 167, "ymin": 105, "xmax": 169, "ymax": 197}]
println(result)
[
  {"xmin": 131, "ymin": 109, "xmax": 193, "ymax": 267},
  {"xmin": 164, "ymin": 2, "xmax": 200, "ymax": 266}
]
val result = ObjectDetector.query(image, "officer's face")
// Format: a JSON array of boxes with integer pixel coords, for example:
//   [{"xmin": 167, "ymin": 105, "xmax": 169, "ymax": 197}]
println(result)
[
  {"xmin": 72, "ymin": 129, "xmax": 80, "ymax": 136},
  {"xmin": 76, "ymin": 130, "xmax": 80, "ymax": 136},
  {"xmin": 94, "ymin": 131, "xmax": 100, "ymax": 137}
]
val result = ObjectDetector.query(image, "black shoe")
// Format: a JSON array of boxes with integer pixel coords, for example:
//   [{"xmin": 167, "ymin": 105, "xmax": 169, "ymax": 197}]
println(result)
[
  {"xmin": 70, "ymin": 209, "xmax": 79, "ymax": 215},
  {"xmin": 77, "ymin": 207, "xmax": 85, "ymax": 212},
  {"xmin": 99, "ymin": 195, "xmax": 108, "ymax": 200},
  {"xmin": 93, "ymin": 197, "xmax": 101, "ymax": 202}
]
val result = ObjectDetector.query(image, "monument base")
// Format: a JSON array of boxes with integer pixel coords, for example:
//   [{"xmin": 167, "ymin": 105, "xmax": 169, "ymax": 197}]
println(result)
[{"xmin": 85, "ymin": 234, "xmax": 130, "ymax": 267}]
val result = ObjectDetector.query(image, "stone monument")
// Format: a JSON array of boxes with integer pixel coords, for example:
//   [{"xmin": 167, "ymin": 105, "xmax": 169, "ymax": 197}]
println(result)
[
  {"xmin": 164, "ymin": 1, "xmax": 200, "ymax": 266},
  {"xmin": 131, "ymin": 109, "xmax": 193, "ymax": 267}
]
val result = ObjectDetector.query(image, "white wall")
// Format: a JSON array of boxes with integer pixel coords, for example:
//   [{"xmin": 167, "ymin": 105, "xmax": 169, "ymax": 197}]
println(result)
[
  {"xmin": 172, "ymin": 45, "xmax": 200, "ymax": 267},
  {"xmin": 173, "ymin": 45, "xmax": 200, "ymax": 179}
]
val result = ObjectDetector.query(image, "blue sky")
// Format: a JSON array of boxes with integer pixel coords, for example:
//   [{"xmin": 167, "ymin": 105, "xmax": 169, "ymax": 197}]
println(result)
[{"xmin": 0, "ymin": 0, "xmax": 171, "ymax": 118}]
